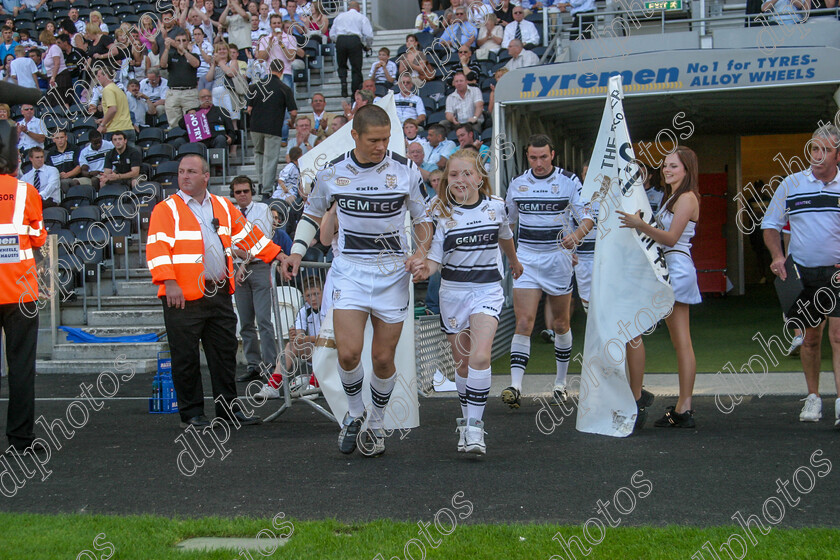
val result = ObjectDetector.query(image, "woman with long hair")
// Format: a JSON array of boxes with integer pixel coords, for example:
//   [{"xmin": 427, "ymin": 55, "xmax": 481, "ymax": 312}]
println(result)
[
  {"xmin": 414, "ymin": 149, "xmax": 523, "ymax": 454},
  {"xmin": 305, "ymin": 0, "xmax": 330, "ymax": 44},
  {"xmin": 618, "ymin": 146, "xmax": 702, "ymax": 429},
  {"xmin": 89, "ymin": 10, "xmax": 109, "ymax": 33}
]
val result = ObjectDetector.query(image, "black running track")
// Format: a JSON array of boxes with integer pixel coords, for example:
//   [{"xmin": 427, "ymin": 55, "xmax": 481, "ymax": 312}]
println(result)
[{"xmin": 0, "ymin": 371, "xmax": 838, "ymax": 528}]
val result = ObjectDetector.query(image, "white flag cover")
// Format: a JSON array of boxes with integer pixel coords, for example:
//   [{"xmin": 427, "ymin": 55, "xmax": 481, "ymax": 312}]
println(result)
[
  {"xmin": 576, "ymin": 76, "xmax": 675, "ymax": 437},
  {"xmin": 302, "ymin": 92, "xmax": 420, "ymax": 429}
]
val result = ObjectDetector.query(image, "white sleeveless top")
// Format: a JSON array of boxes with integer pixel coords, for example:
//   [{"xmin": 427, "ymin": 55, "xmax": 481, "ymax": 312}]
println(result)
[{"xmin": 656, "ymin": 195, "xmax": 697, "ymax": 257}]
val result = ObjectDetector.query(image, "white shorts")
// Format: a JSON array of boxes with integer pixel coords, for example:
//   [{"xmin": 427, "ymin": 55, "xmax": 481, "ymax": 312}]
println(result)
[
  {"xmin": 439, "ymin": 283, "xmax": 504, "ymax": 334},
  {"xmin": 574, "ymin": 256, "xmax": 593, "ymax": 302},
  {"xmin": 328, "ymin": 256, "xmax": 410, "ymax": 324},
  {"xmin": 665, "ymin": 251, "xmax": 702, "ymax": 305},
  {"xmin": 513, "ymin": 246, "xmax": 574, "ymax": 296}
]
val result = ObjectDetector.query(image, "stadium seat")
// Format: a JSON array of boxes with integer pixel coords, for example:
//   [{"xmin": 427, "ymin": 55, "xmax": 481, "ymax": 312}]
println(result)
[
  {"xmin": 144, "ymin": 143, "xmax": 175, "ymax": 168},
  {"xmin": 53, "ymin": 228, "xmax": 75, "ymax": 248},
  {"xmin": 66, "ymin": 205, "xmax": 101, "ymax": 236},
  {"xmin": 43, "ymin": 206, "xmax": 70, "ymax": 232},
  {"xmin": 72, "ymin": 116, "xmax": 97, "ymax": 131},
  {"xmin": 420, "ymin": 81, "xmax": 447, "ymax": 106},
  {"xmin": 481, "ymin": 128, "xmax": 493, "ymax": 143},
  {"xmin": 480, "ymin": 76, "xmax": 495, "ymax": 92},
  {"xmin": 293, "ymin": 67, "xmax": 310, "ymax": 95},
  {"xmin": 95, "ymin": 184, "xmax": 129, "ymax": 207},
  {"xmin": 165, "ymin": 126, "xmax": 187, "ymax": 148},
  {"xmin": 62, "ymin": 185, "xmax": 96, "ymax": 211},
  {"xmin": 421, "ymin": 94, "xmax": 440, "ymax": 113},
  {"xmin": 74, "ymin": 129, "xmax": 92, "ymax": 145},
  {"xmin": 133, "ymin": 181, "xmax": 162, "ymax": 205},
  {"xmin": 176, "ymin": 142, "xmax": 208, "ymax": 161},
  {"xmin": 426, "ymin": 110, "xmax": 447, "ymax": 125},
  {"xmin": 152, "ymin": 160, "xmax": 180, "ymax": 189},
  {"xmin": 137, "ymin": 127, "xmax": 165, "ymax": 152},
  {"xmin": 416, "ymin": 32, "xmax": 435, "ymax": 50},
  {"xmin": 115, "ymin": 4, "xmax": 135, "ymax": 16},
  {"xmin": 375, "ymin": 83, "xmax": 390, "ymax": 98},
  {"xmin": 122, "ymin": 14, "xmax": 140, "ymax": 24}
]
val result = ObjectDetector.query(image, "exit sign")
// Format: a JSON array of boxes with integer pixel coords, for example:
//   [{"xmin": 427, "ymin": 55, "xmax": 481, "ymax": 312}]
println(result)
[{"xmin": 645, "ymin": 0, "xmax": 683, "ymax": 8}]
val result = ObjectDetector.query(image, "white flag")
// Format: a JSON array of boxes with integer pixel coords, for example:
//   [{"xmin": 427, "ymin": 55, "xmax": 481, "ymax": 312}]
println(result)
[{"xmin": 576, "ymin": 76, "xmax": 675, "ymax": 437}]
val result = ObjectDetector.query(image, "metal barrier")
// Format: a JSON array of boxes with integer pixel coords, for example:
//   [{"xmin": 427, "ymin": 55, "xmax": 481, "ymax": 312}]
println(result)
[
  {"xmin": 414, "ymin": 315, "xmax": 457, "ymax": 396},
  {"xmin": 265, "ymin": 260, "xmax": 336, "ymax": 423}
]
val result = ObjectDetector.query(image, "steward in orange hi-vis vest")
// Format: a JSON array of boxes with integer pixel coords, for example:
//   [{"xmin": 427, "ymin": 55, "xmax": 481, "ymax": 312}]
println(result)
[
  {"xmin": 0, "ymin": 119, "xmax": 44, "ymax": 452},
  {"xmin": 146, "ymin": 192, "xmax": 281, "ymax": 300},
  {"xmin": 0, "ymin": 176, "xmax": 47, "ymax": 305}
]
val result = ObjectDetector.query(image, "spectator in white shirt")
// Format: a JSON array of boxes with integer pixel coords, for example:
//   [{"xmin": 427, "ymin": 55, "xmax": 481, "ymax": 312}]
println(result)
[
  {"xmin": 501, "ymin": 6, "xmax": 540, "ymax": 49},
  {"xmin": 556, "ymin": 0, "xmax": 597, "ymax": 39},
  {"xmin": 257, "ymin": 2, "xmax": 272, "ymax": 32},
  {"xmin": 415, "ymin": 0, "xmax": 440, "ymax": 32},
  {"xmin": 9, "ymin": 45, "xmax": 38, "ymax": 89},
  {"xmin": 139, "ymin": 67, "xmax": 169, "ymax": 122},
  {"xmin": 20, "ymin": 147, "xmax": 60, "ymax": 208},
  {"xmin": 394, "ymin": 73, "xmax": 426, "ymax": 126},
  {"xmin": 68, "ymin": 7, "xmax": 86, "ymax": 34},
  {"xmin": 368, "ymin": 47, "xmax": 397, "ymax": 86},
  {"xmin": 16, "ymin": 104, "xmax": 45, "ymax": 153},
  {"xmin": 286, "ymin": 116, "xmax": 317, "ymax": 161},
  {"xmin": 442, "ymin": 71, "xmax": 484, "ymax": 134},
  {"xmin": 504, "ymin": 39, "xmax": 540, "ymax": 70},
  {"xmin": 331, "ymin": 0, "xmax": 374, "ymax": 99}
]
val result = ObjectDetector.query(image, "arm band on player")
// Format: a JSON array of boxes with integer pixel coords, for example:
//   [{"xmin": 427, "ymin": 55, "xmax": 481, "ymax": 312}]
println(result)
[{"xmin": 291, "ymin": 215, "xmax": 319, "ymax": 257}]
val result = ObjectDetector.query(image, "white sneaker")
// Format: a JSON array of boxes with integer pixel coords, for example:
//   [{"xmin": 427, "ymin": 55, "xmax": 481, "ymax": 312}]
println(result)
[
  {"xmin": 256, "ymin": 384, "xmax": 280, "ymax": 400},
  {"xmin": 463, "ymin": 418, "xmax": 486, "ymax": 455},
  {"xmin": 455, "ymin": 418, "xmax": 467, "ymax": 452},
  {"xmin": 799, "ymin": 393, "xmax": 822, "ymax": 422},
  {"xmin": 302, "ymin": 383, "xmax": 318, "ymax": 401},
  {"xmin": 835, "ymin": 398, "xmax": 840, "ymax": 428},
  {"xmin": 787, "ymin": 335, "xmax": 804, "ymax": 356}
]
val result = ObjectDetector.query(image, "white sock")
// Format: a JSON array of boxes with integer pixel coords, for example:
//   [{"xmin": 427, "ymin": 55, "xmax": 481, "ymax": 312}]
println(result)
[
  {"xmin": 338, "ymin": 362, "xmax": 365, "ymax": 418},
  {"xmin": 368, "ymin": 372, "xmax": 397, "ymax": 429},
  {"xmin": 555, "ymin": 329, "xmax": 572, "ymax": 387},
  {"xmin": 466, "ymin": 366, "xmax": 492, "ymax": 422},
  {"xmin": 456, "ymin": 374, "xmax": 468, "ymax": 418},
  {"xmin": 509, "ymin": 334, "xmax": 530, "ymax": 391}
]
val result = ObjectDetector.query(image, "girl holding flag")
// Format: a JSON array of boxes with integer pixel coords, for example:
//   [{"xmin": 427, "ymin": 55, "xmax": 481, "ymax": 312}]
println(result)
[{"xmin": 618, "ymin": 146, "xmax": 701, "ymax": 429}]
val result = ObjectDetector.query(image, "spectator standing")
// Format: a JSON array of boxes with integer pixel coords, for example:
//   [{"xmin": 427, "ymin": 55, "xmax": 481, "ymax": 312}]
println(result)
[
  {"xmin": 248, "ymin": 59, "xmax": 297, "ymax": 194},
  {"xmin": 394, "ymin": 74, "xmax": 426, "ymax": 126},
  {"xmin": 0, "ymin": 120, "xmax": 47, "ymax": 455},
  {"xmin": 502, "ymin": 6, "xmax": 540, "ymax": 49},
  {"xmin": 153, "ymin": 8, "xmax": 186, "ymax": 56},
  {"xmin": 20, "ymin": 146, "xmax": 59, "ymax": 207},
  {"xmin": 229, "ymin": 175, "xmax": 279, "ymax": 383},
  {"xmin": 9, "ymin": 45, "xmax": 37, "ymax": 88},
  {"xmin": 504, "ymin": 39, "xmax": 540, "ymax": 70},
  {"xmin": 101, "ymin": 131, "xmax": 141, "ymax": 188},
  {"xmin": 331, "ymin": 0, "xmax": 373, "ymax": 99},
  {"xmin": 40, "ymin": 31, "xmax": 71, "ymax": 107},
  {"xmin": 95, "ymin": 67, "xmax": 136, "ymax": 143},
  {"xmin": 221, "ymin": 0, "xmax": 254, "ymax": 60},
  {"xmin": 160, "ymin": 32, "xmax": 200, "ymax": 130},
  {"xmin": 442, "ymin": 71, "xmax": 484, "ymax": 134},
  {"xmin": 15, "ymin": 104, "xmax": 44, "ymax": 155}
]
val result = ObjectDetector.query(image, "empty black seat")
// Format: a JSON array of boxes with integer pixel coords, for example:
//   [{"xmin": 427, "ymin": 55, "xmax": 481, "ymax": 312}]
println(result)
[{"xmin": 62, "ymin": 184, "xmax": 95, "ymax": 211}]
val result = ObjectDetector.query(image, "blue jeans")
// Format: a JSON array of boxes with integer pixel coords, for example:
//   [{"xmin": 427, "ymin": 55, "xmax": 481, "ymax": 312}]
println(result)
[
  {"xmin": 281, "ymin": 73, "xmax": 294, "ymax": 142},
  {"xmin": 425, "ymin": 271, "xmax": 441, "ymax": 314}
]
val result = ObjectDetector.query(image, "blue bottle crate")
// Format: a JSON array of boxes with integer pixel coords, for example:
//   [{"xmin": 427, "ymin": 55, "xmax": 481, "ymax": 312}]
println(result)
[{"xmin": 149, "ymin": 352, "xmax": 178, "ymax": 414}]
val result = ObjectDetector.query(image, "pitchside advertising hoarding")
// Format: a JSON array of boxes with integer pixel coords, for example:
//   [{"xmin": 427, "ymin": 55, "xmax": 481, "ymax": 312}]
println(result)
[{"xmin": 497, "ymin": 47, "xmax": 840, "ymax": 102}]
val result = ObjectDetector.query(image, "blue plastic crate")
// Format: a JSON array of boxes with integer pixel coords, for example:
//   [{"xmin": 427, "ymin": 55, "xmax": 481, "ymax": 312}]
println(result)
[{"xmin": 150, "ymin": 351, "xmax": 178, "ymax": 414}]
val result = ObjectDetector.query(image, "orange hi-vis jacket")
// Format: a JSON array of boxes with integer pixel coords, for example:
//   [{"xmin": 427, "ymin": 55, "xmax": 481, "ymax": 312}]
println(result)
[
  {"xmin": 0, "ymin": 175, "xmax": 47, "ymax": 305},
  {"xmin": 146, "ymin": 192, "xmax": 282, "ymax": 301}
]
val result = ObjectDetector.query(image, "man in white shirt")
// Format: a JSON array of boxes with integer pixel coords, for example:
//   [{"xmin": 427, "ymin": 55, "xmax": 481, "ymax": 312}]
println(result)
[
  {"xmin": 20, "ymin": 147, "xmax": 60, "ymax": 208},
  {"xmin": 330, "ymin": 0, "xmax": 373, "ymax": 99},
  {"xmin": 139, "ymin": 68, "xmax": 169, "ymax": 122},
  {"xmin": 556, "ymin": 0, "xmax": 597, "ymax": 39},
  {"xmin": 10, "ymin": 45, "xmax": 38, "ymax": 89},
  {"xmin": 502, "ymin": 6, "xmax": 540, "ymax": 49},
  {"xmin": 16, "ymin": 104, "xmax": 45, "ymax": 154},
  {"xmin": 68, "ymin": 7, "xmax": 87, "ymax": 34},
  {"xmin": 442, "ymin": 71, "xmax": 484, "ymax": 134},
  {"xmin": 77, "ymin": 130, "xmax": 114, "ymax": 190},
  {"xmin": 504, "ymin": 39, "xmax": 540, "ymax": 71},
  {"xmin": 394, "ymin": 74, "xmax": 426, "ymax": 126}
]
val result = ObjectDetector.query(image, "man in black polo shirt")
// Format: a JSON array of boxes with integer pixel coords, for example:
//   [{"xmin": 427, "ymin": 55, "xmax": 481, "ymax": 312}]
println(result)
[
  {"xmin": 247, "ymin": 59, "xmax": 297, "ymax": 194},
  {"xmin": 47, "ymin": 129, "xmax": 87, "ymax": 194},
  {"xmin": 101, "ymin": 131, "xmax": 142, "ymax": 188},
  {"xmin": 160, "ymin": 31, "xmax": 199, "ymax": 129}
]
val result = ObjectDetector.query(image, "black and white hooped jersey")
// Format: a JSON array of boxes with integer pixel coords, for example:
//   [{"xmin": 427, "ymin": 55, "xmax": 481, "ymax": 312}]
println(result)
[
  {"xmin": 505, "ymin": 167, "xmax": 590, "ymax": 252},
  {"xmin": 428, "ymin": 194, "xmax": 512, "ymax": 288},
  {"xmin": 761, "ymin": 168, "xmax": 840, "ymax": 268},
  {"xmin": 304, "ymin": 150, "xmax": 430, "ymax": 262}
]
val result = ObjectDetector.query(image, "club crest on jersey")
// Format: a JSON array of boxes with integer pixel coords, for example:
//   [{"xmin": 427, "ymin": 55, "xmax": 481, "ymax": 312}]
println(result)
[
  {"xmin": 335, "ymin": 177, "xmax": 351, "ymax": 186},
  {"xmin": 385, "ymin": 174, "xmax": 398, "ymax": 189},
  {"xmin": 333, "ymin": 289, "xmax": 341, "ymax": 301},
  {"xmin": 551, "ymin": 184, "xmax": 560, "ymax": 194},
  {"xmin": 486, "ymin": 208, "xmax": 496, "ymax": 220},
  {"xmin": 448, "ymin": 317, "xmax": 457, "ymax": 329},
  {"xmin": 518, "ymin": 185, "xmax": 529, "ymax": 192}
]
